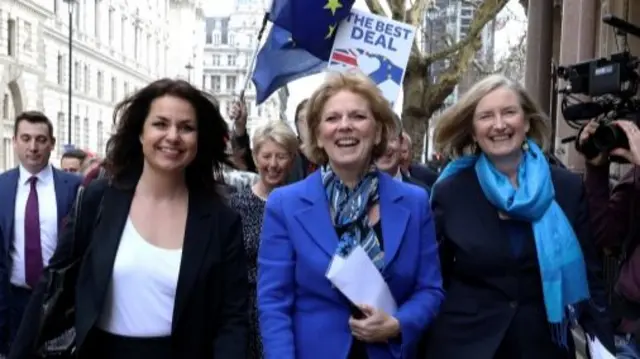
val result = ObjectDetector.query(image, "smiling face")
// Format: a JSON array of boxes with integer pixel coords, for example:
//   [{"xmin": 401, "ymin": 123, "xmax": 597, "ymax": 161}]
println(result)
[
  {"xmin": 317, "ymin": 90, "xmax": 379, "ymax": 171},
  {"xmin": 375, "ymin": 134, "xmax": 401, "ymax": 175},
  {"xmin": 255, "ymin": 139, "xmax": 293, "ymax": 188},
  {"xmin": 472, "ymin": 86, "xmax": 529, "ymax": 161},
  {"xmin": 140, "ymin": 95, "xmax": 198, "ymax": 174}
]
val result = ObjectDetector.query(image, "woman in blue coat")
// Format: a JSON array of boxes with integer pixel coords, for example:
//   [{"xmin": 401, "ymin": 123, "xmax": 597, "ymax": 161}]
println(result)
[{"xmin": 257, "ymin": 71, "xmax": 444, "ymax": 359}]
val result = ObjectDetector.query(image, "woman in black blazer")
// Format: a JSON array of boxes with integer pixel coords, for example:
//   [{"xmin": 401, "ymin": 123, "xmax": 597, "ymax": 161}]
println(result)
[
  {"xmin": 9, "ymin": 79, "xmax": 249, "ymax": 359},
  {"xmin": 423, "ymin": 74, "xmax": 614, "ymax": 359}
]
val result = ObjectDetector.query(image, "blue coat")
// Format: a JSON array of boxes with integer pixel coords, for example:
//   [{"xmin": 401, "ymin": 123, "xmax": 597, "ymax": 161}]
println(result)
[{"xmin": 258, "ymin": 170, "xmax": 444, "ymax": 359}]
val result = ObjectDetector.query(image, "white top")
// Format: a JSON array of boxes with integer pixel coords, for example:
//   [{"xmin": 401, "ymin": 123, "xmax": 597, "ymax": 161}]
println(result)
[
  {"xmin": 11, "ymin": 164, "xmax": 59, "ymax": 289},
  {"xmin": 97, "ymin": 217, "xmax": 183, "ymax": 337}
]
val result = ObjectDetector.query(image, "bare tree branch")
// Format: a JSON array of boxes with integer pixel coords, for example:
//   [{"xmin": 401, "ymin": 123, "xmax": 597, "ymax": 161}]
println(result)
[
  {"xmin": 421, "ymin": 0, "xmax": 508, "ymax": 112},
  {"xmin": 363, "ymin": 0, "xmax": 388, "ymax": 17},
  {"xmin": 425, "ymin": 0, "xmax": 507, "ymax": 65}
]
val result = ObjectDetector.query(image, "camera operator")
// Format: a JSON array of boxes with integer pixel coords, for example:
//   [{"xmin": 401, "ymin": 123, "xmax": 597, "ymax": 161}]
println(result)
[{"xmin": 580, "ymin": 119, "xmax": 640, "ymax": 358}]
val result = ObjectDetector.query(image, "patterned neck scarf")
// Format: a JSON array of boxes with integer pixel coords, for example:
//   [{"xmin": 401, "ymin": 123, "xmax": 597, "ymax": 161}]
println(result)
[{"xmin": 322, "ymin": 165, "xmax": 385, "ymax": 271}]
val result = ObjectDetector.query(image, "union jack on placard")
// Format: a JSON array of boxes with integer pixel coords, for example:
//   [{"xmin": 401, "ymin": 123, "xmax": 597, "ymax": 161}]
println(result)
[{"xmin": 330, "ymin": 48, "xmax": 359, "ymax": 68}]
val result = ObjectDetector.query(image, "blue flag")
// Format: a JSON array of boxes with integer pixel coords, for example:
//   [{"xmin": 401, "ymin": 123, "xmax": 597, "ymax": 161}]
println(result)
[
  {"xmin": 269, "ymin": 0, "xmax": 355, "ymax": 61},
  {"xmin": 252, "ymin": 25, "xmax": 326, "ymax": 104}
]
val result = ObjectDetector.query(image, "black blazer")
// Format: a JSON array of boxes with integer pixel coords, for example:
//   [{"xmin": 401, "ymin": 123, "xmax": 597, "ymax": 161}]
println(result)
[
  {"xmin": 408, "ymin": 163, "xmax": 438, "ymax": 188},
  {"xmin": 9, "ymin": 179, "xmax": 249, "ymax": 359},
  {"xmin": 423, "ymin": 166, "xmax": 613, "ymax": 359}
]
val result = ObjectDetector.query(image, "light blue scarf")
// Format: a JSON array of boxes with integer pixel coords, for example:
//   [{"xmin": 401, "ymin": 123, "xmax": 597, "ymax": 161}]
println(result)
[{"xmin": 433, "ymin": 139, "xmax": 589, "ymax": 344}]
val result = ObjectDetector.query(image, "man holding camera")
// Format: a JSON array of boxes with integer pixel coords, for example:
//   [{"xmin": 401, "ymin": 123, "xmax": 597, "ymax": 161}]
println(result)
[{"xmin": 580, "ymin": 119, "xmax": 640, "ymax": 358}]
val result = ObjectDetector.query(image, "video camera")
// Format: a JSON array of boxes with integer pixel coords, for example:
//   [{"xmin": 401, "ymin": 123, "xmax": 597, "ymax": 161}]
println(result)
[{"xmin": 555, "ymin": 15, "xmax": 640, "ymax": 161}]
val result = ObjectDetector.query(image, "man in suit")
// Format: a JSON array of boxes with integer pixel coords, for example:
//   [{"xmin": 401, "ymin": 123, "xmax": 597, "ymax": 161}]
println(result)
[
  {"xmin": 377, "ymin": 117, "xmax": 431, "ymax": 193},
  {"xmin": 0, "ymin": 111, "xmax": 81, "ymax": 354},
  {"xmin": 59, "ymin": 148, "xmax": 87, "ymax": 174},
  {"xmin": 399, "ymin": 132, "xmax": 439, "ymax": 188}
]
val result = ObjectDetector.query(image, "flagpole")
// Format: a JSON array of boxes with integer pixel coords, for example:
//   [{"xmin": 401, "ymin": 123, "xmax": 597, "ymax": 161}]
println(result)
[{"xmin": 239, "ymin": 12, "xmax": 270, "ymax": 101}]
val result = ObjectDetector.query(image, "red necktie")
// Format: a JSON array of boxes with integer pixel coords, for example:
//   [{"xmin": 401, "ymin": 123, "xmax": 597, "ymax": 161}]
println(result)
[{"xmin": 24, "ymin": 176, "xmax": 43, "ymax": 288}]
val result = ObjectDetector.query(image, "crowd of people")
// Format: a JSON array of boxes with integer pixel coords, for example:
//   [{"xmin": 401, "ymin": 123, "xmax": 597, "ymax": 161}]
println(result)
[{"xmin": 0, "ymin": 70, "xmax": 640, "ymax": 359}]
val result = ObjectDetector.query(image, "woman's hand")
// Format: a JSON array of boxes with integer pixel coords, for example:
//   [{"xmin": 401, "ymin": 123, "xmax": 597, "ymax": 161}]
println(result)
[
  {"xmin": 578, "ymin": 120, "xmax": 607, "ymax": 166},
  {"xmin": 348, "ymin": 304, "xmax": 400, "ymax": 343},
  {"xmin": 610, "ymin": 120, "xmax": 640, "ymax": 166}
]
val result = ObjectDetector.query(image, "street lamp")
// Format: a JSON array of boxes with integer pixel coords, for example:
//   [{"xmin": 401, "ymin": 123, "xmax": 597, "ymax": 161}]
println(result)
[
  {"xmin": 63, "ymin": 0, "xmax": 75, "ymax": 147},
  {"xmin": 185, "ymin": 63, "xmax": 194, "ymax": 83},
  {"xmin": 426, "ymin": 5, "xmax": 438, "ymax": 85}
]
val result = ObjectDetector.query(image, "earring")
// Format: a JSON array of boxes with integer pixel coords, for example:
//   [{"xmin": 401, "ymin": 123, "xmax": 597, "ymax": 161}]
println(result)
[{"xmin": 522, "ymin": 141, "xmax": 530, "ymax": 152}]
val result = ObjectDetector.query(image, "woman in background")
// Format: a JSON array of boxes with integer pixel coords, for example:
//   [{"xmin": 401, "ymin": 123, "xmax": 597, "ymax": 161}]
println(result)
[{"xmin": 231, "ymin": 120, "xmax": 298, "ymax": 358}]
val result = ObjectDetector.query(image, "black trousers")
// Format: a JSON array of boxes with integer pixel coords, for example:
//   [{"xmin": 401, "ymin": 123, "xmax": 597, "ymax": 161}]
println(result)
[{"xmin": 81, "ymin": 329, "xmax": 172, "ymax": 359}]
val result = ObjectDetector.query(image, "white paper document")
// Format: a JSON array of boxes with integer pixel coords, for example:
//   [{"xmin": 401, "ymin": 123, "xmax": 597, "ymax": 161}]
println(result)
[
  {"xmin": 326, "ymin": 245, "xmax": 397, "ymax": 314},
  {"xmin": 586, "ymin": 335, "xmax": 615, "ymax": 359}
]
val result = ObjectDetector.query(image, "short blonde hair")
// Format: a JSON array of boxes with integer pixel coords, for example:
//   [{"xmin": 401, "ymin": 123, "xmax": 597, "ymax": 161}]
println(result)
[
  {"xmin": 251, "ymin": 120, "xmax": 298, "ymax": 157},
  {"xmin": 433, "ymin": 74, "xmax": 551, "ymax": 158},
  {"xmin": 304, "ymin": 71, "xmax": 396, "ymax": 164}
]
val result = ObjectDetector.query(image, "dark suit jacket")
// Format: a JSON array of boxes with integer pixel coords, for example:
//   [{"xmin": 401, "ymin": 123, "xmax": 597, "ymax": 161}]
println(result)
[
  {"xmin": 424, "ymin": 166, "xmax": 613, "ymax": 359},
  {"xmin": 0, "ymin": 166, "xmax": 81, "ymax": 347},
  {"xmin": 9, "ymin": 179, "xmax": 249, "ymax": 359},
  {"xmin": 408, "ymin": 163, "xmax": 438, "ymax": 188}
]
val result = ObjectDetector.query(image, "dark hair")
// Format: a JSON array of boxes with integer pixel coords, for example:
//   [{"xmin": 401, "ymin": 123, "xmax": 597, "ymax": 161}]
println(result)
[
  {"xmin": 14, "ymin": 111, "xmax": 54, "ymax": 139},
  {"xmin": 62, "ymin": 149, "xmax": 87, "ymax": 161},
  {"xmin": 104, "ymin": 78, "xmax": 230, "ymax": 195}
]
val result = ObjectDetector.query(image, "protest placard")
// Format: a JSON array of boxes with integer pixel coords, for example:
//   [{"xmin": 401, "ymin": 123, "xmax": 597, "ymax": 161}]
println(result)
[{"xmin": 328, "ymin": 9, "xmax": 416, "ymax": 105}]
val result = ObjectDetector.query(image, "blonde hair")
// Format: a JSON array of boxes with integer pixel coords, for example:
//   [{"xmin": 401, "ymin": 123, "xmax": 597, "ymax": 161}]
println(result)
[
  {"xmin": 304, "ymin": 71, "xmax": 396, "ymax": 164},
  {"xmin": 251, "ymin": 120, "xmax": 298, "ymax": 158},
  {"xmin": 433, "ymin": 74, "xmax": 551, "ymax": 158}
]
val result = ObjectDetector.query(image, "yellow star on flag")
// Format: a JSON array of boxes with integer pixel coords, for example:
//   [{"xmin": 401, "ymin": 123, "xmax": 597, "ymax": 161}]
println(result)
[
  {"xmin": 324, "ymin": 0, "xmax": 343, "ymax": 16},
  {"xmin": 325, "ymin": 23, "xmax": 336, "ymax": 39}
]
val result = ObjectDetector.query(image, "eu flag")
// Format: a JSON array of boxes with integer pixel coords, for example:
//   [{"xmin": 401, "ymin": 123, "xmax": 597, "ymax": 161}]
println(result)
[
  {"xmin": 251, "ymin": 25, "xmax": 326, "ymax": 104},
  {"xmin": 269, "ymin": 0, "xmax": 355, "ymax": 61}
]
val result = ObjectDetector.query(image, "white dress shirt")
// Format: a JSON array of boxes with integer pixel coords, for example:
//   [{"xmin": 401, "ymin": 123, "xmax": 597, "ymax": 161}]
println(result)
[{"xmin": 11, "ymin": 164, "xmax": 59, "ymax": 289}]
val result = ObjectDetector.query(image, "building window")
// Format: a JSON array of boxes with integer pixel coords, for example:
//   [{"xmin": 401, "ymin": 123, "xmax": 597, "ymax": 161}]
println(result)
[
  {"xmin": 83, "ymin": 64, "xmax": 90, "ymax": 93},
  {"xmin": 227, "ymin": 55, "xmax": 236, "ymax": 66},
  {"xmin": 210, "ymin": 75, "xmax": 220, "ymax": 91},
  {"xmin": 57, "ymin": 112, "xmax": 65, "ymax": 151},
  {"xmin": 213, "ymin": 33, "xmax": 220, "ymax": 45},
  {"xmin": 74, "ymin": 61, "xmax": 80, "ymax": 90},
  {"xmin": 95, "ymin": 0, "xmax": 101, "ymax": 39},
  {"xmin": 206, "ymin": 31, "xmax": 212, "ymax": 44},
  {"xmin": 73, "ymin": 115, "xmax": 80, "ymax": 145},
  {"xmin": 74, "ymin": 2, "xmax": 80, "ymax": 29},
  {"xmin": 155, "ymin": 41, "xmax": 160, "ymax": 69},
  {"xmin": 83, "ymin": 117, "xmax": 89, "ymax": 148},
  {"xmin": 2, "ymin": 138, "xmax": 13, "ymax": 170},
  {"xmin": 97, "ymin": 70, "xmax": 104, "ymax": 98},
  {"xmin": 226, "ymin": 75, "xmax": 236, "ymax": 92},
  {"xmin": 57, "ymin": 54, "xmax": 64, "ymax": 85},
  {"xmin": 7, "ymin": 19, "xmax": 16, "ymax": 56},
  {"xmin": 120, "ymin": 16, "xmax": 126, "ymax": 51},
  {"xmin": 212, "ymin": 55, "xmax": 220, "ymax": 66},
  {"xmin": 97, "ymin": 120, "xmax": 104, "ymax": 154},
  {"xmin": 2, "ymin": 94, "xmax": 8, "ymax": 119},
  {"xmin": 23, "ymin": 21, "xmax": 32, "ymax": 51},
  {"xmin": 108, "ymin": 7, "xmax": 114, "ymax": 44},
  {"xmin": 111, "ymin": 76, "xmax": 117, "ymax": 102}
]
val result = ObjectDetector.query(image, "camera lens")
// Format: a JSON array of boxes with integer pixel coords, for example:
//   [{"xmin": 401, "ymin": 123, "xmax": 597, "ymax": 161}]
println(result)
[{"xmin": 592, "ymin": 124, "xmax": 629, "ymax": 151}]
